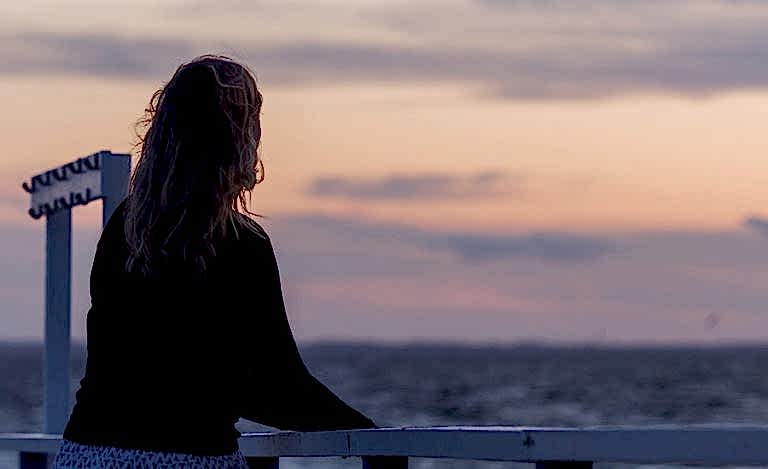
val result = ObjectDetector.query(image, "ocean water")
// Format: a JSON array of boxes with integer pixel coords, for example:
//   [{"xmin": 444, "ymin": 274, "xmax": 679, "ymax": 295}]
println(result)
[{"xmin": 2, "ymin": 342, "xmax": 768, "ymax": 468}]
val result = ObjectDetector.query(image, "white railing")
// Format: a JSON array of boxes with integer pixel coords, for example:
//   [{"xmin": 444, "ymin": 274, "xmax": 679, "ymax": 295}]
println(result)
[
  {"xmin": 21, "ymin": 151, "xmax": 131, "ymax": 435},
  {"xmin": 4, "ymin": 425, "xmax": 768, "ymax": 468}
]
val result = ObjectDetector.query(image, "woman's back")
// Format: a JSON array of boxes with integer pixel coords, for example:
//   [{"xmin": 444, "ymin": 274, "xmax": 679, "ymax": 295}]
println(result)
[
  {"xmin": 55, "ymin": 55, "xmax": 375, "ymax": 468},
  {"xmin": 63, "ymin": 200, "xmax": 374, "ymax": 456},
  {"xmin": 64, "ymin": 199, "xmax": 249, "ymax": 454}
]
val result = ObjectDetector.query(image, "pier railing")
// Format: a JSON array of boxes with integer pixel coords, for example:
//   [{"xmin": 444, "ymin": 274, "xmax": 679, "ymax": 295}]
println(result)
[{"xmin": 4, "ymin": 425, "xmax": 768, "ymax": 468}]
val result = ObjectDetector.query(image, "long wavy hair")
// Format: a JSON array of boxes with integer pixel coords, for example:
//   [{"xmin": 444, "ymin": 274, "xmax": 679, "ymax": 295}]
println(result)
[{"xmin": 125, "ymin": 54, "xmax": 265, "ymax": 276}]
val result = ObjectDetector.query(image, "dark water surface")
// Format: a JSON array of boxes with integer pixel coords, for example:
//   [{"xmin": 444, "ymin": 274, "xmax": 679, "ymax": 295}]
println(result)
[{"xmin": 3, "ymin": 342, "xmax": 768, "ymax": 468}]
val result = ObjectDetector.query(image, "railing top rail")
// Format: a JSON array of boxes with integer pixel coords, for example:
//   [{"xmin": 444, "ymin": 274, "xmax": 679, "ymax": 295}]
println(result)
[{"xmin": 4, "ymin": 425, "xmax": 768, "ymax": 464}]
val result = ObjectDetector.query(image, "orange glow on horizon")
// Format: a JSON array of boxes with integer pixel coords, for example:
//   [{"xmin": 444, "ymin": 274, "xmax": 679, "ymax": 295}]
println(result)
[{"xmin": 2, "ymin": 76, "xmax": 767, "ymax": 232}]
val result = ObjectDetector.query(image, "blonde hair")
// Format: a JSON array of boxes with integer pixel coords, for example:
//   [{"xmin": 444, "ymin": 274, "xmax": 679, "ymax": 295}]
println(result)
[{"xmin": 125, "ymin": 54, "xmax": 265, "ymax": 275}]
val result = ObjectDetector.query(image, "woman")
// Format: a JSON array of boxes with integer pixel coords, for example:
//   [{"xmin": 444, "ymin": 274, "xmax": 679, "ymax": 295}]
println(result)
[{"xmin": 53, "ymin": 55, "xmax": 377, "ymax": 468}]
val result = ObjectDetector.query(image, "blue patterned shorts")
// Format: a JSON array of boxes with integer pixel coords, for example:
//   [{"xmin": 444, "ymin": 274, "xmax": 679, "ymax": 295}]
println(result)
[{"xmin": 52, "ymin": 439, "xmax": 249, "ymax": 469}]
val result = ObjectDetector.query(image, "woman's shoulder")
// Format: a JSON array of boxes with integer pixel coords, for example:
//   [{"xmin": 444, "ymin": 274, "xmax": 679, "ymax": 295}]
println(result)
[
  {"xmin": 226, "ymin": 212, "xmax": 273, "ymax": 252},
  {"xmin": 215, "ymin": 214, "xmax": 277, "ymax": 279},
  {"xmin": 231, "ymin": 212, "xmax": 269, "ymax": 238}
]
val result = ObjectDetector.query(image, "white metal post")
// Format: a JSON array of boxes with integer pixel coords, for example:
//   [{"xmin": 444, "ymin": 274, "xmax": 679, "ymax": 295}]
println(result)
[
  {"xmin": 100, "ymin": 152, "xmax": 131, "ymax": 226},
  {"xmin": 23, "ymin": 151, "xmax": 131, "ymax": 437},
  {"xmin": 43, "ymin": 208, "xmax": 71, "ymax": 434}
]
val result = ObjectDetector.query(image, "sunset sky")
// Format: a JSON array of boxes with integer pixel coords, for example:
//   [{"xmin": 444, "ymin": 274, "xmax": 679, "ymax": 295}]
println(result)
[{"xmin": 3, "ymin": 0, "xmax": 768, "ymax": 343}]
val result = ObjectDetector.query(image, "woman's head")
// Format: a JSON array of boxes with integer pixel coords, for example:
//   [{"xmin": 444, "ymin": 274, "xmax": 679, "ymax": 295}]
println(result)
[{"xmin": 125, "ymin": 54, "xmax": 264, "ymax": 275}]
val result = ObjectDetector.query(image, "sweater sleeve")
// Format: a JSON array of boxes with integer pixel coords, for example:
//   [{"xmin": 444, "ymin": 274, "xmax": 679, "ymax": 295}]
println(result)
[{"xmin": 239, "ymin": 233, "xmax": 377, "ymax": 431}]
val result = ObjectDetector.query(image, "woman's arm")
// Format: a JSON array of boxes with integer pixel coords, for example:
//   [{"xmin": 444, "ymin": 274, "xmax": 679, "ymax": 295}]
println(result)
[{"xmin": 239, "ymin": 233, "xmax": 377, "ymax": 431}]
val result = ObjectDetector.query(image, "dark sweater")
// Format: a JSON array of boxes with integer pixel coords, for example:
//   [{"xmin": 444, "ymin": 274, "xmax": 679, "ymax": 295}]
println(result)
[{"xmin": 63, "ymin": 200, "xmax": 376, "ymax": 455}]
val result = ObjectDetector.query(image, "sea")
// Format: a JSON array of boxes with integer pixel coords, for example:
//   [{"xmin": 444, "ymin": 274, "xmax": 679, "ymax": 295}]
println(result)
[{"xmin": 2, "ymin": 341, "xmax": 768, "ymax": 468}]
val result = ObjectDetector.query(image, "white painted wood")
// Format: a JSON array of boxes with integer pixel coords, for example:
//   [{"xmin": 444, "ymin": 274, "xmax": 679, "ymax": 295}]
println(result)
[
  {"xmin": 43, "ymin": 209, "xmax": 71, "ymax": 434},
  {"xmin": 234, "ymin": 425, "xmax": 768, "ymax": 464},
  {"xmin": 100, "ymin": 153, "xmax": 131, "ymax": 225},
  {"xmin": 28, "ymin": 152, "xmax": 104, "ymax": 216},
  {"xmin": 238, "ymin": 431, "xmax": 350, "ymax": 457},
  {"xmin": 345, "ymin": 425, "xmax": 768, "ymax": 464},
  {"xmin": 24, "ymin": 150, "xmax": 132, "ymax": 436},
  {"xmin": 0, "ymin": 434, "xmax": 61, "ymax": 454},
  {"xmin": 3, "ymin": 425, "xmax": 768, "ymax": 463},
  {"xmin": 5, "ymin": 425, "xmax": 768, "ymax": 463},
  {"xmin": 30, "ymin": 169, "xmax": 100, "ymax": 210}
]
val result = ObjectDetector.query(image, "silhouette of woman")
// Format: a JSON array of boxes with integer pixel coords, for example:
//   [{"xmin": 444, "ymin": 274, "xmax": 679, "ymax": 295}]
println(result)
[{"xmin": 52, "ymin": 55, "xmax": 377, "ymax": 468}]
